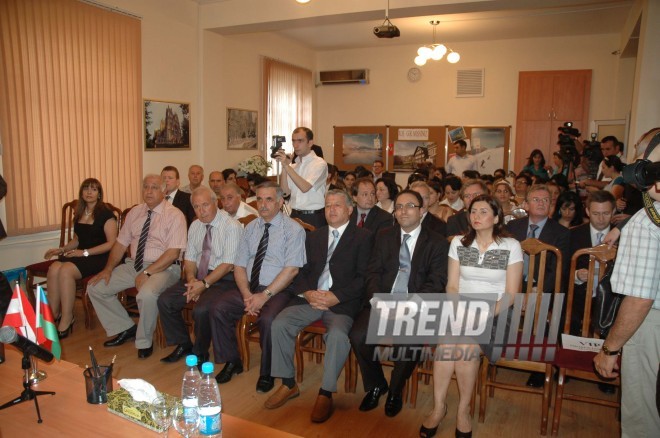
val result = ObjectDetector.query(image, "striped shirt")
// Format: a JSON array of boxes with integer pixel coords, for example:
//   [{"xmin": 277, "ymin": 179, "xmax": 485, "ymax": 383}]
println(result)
[
  {"xmin": 117, "ymin": 200, "xmax": 187, "ymax": 262},
  {"xmin": 185, "ymin": 210, "xmax": 242, "ymax": 269},
  {"xmin": 235, "ymin": 212, "xmax": 306, "ymax": 286}
]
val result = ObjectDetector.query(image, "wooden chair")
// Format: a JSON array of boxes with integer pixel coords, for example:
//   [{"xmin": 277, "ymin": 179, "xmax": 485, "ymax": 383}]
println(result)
[
  {"xmin": 434, "ymin": 204, "xmax": 457, "ymax": 223},
  {"xmin": 294, "ymin": 319, "xmax": 354, "ymax": 393},
  {"xmin": 238, "ymin": 214, "xmax": 257, "ymax": 226},
  {"xmin": 551, "ymin": 244, "xmax": 620, "ymax": 436},
  {"xmin": 478, "ymin": 238, "xmax": 563, "ymax": 436},
  {"xmin": 291, "ymin": 217, "xmax": 316, "ymax": 232},
  {"xmin": 238, "ymin": 313, "xmax": 260, "ymax": 370}
]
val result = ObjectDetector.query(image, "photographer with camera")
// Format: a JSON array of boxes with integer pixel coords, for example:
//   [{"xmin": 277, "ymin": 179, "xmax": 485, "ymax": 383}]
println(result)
[
  {"xmin": 273, "ymin": 127, "xmax": 328, "ymax": 229},
  {"xmin": 593, "ymin": 128, "xmax": 660, "ymax": 437},
  {"xmin": 579, "ymin": 136, "xmax": 623, "ymax": 190}
]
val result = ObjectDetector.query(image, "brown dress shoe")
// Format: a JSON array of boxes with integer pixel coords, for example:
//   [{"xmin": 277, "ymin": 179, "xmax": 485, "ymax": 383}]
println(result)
[
  {"xmin": 310, "ymin": 394, "xmax": 333, "ymax": 423},
  {"xmin": 264, "ymin": 384, "xmax": 300, "ymax": 409}
]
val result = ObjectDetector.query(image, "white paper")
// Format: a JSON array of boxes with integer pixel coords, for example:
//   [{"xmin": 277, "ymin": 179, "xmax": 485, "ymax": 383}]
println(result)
[{"xmin": 561, "ymin": 334, "xmax": 604, "ymax": 352}]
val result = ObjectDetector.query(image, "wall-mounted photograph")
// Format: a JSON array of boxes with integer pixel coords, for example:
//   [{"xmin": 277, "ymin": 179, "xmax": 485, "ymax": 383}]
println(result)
[
  {"xmin": 144, "ymin": 99, "xmax": 190, "ymax": 151},
  {"xmin": 341, "ymin": 133, "xmax": 383, "ymax": 165},
  {"xmin": 393, "ymin": 141, "xmax": 438, "ymax": 171},
  {"xmin": 227, "ymin": 108, "xmax": 258, "ymax": 150}
]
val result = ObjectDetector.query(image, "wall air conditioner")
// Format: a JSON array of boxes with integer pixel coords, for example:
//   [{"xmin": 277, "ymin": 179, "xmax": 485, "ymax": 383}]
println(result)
[{"xmin": 319, "ymin": 69, "xmax": 369, "ymax": 85}]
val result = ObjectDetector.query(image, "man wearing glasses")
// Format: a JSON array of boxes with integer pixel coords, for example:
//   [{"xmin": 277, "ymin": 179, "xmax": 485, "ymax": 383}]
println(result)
[
  {"xmin": 349, "ymin": 190, "xmax": 448, "ymax": 418},
  {"xmin": 507, "ymin": 184, "xmax": 570, "ymax": 387}
]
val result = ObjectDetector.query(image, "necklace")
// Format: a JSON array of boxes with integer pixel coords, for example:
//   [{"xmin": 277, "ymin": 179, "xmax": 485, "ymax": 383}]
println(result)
[{"xmin": 84, "ymin": 208, "xmax": 92, "ymax": 217}]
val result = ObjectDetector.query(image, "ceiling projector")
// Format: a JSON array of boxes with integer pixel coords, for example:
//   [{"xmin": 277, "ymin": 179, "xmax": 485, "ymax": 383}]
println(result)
[{"xmin": 373, "ymin": 24, "xmax": 400, "ymax": 38}]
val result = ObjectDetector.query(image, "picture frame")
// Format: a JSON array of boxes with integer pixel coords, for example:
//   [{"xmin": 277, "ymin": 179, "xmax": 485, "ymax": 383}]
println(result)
[
  {"xmin": 227, "ymin": 108, "xmax": 258, "ymax": 150},
  {"xmin": 144, "ymin": 99, "xmax": 190, "ymax": 151}
]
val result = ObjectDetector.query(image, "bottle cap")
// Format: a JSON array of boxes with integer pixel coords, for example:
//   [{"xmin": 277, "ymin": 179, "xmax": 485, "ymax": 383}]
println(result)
[
  {"xmin": 201, "ymin": 362, "xmax": 214, "ymax": 374},
  {"xmin": 185, "ymin": 355, "xmax": 198, "ymax": 367}
]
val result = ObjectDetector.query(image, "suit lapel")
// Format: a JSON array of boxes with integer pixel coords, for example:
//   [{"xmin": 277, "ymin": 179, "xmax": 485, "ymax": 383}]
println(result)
[
  {"xmin": 409, "ymin": 227, "xmax": 429, "ymax": 285},
  {"xmin": 331, "ymin": 223, "xmax": 355, "ymax": 260}
]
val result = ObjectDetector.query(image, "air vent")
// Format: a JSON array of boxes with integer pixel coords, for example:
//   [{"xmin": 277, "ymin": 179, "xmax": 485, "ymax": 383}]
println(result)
[
  {"xmin": 456, "ymin": 68, "xmax": 484, "ymax": 97},
  {"xmin": 319, "ymin": 69, "xmax": 369, "ymax": 85}
]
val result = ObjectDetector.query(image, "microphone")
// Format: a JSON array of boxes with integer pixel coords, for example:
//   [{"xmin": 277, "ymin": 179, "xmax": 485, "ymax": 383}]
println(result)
[{"xmin": 0, "ymin": 326, "xmax": 54, "ymax": 362}]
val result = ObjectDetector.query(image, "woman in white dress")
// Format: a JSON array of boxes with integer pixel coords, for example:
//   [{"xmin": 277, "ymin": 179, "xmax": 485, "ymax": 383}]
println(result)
[{"xmin": 420, "ymin": 194, "xmax": 522, "ymax": 438}]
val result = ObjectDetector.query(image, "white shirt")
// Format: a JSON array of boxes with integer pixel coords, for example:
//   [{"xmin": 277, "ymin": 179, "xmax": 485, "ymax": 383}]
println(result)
[
  {"xmin": 224, "ymin": 201, "xmax": 258, "ymax": 220},
  {"xmin": 288, "ymin": 151, "xmax": 327, "ymax": 210},
  {"xmin": 440, "ymin": 198, "xmax": 464, "ymax": 211},
  {"xmin": 446, "ymin": 154, "xmax": 478, "ymax": 176},
  {"xmin": 180, "ymin": 183, "xmax": 205, "ymax": 194}
]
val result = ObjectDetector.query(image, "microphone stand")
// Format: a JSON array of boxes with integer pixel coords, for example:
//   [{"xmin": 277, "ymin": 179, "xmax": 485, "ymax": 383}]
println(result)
[{"xmin": 0, "ymin": 350, "xmax": 55, "ymax": 423}]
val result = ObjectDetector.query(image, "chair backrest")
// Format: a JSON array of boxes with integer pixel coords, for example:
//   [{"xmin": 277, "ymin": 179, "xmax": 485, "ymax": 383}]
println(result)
[
  {"xmin": 105, "ymin": 202, "xmax": 123, "ymax": 231},
  {"xmin": 247, "ymin": 200, "xmax": 258, "ymax": 210},
  {"xmin": 60, "ymin": 200, "xmax": 78, "ymax": 247},
  {"xmin": 238, "ymin": 214, "xmax": 257, "ymax": 226},
  {"xmin": 291, "ymin": 217, "xmax": 316, "ymax": 232},
  {"xmin": 435, "ymin": 204, "xmax": 456, "ymax": 222},
  {"xmin": 520, "ymin": 238, "xmax": 563, "ymax": 334},
  {"xmin": 565, "ymin": 243, "xmax": 617, "ymax": 337}
]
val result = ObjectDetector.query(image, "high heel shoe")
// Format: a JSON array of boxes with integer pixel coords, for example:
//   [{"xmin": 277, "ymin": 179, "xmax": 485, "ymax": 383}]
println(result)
[
  {"xmin": 455, "ymin": 428, "xmax": 472, "ymax": 438},
  {"xmin": 58, "ymin": 317, "xmax": 75, "ymax": 339},
  {"xmin": 419, "ymin": 404, "xmax": 448, "ymax": 438}
]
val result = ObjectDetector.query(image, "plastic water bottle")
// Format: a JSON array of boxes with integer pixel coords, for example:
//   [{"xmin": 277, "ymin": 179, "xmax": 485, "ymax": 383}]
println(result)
[
  {"xmin": 198, "ymin": 362, "xmax": 222, "ymax": 437},
  {"xmin": 181, "ymin": 355, "xmax": 201, "ymax": 422}
]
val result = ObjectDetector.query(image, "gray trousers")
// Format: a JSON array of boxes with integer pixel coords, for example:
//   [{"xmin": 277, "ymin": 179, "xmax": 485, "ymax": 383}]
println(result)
[
  {"xmin": 271, "ymin": 304, "xmax": 353, "ymax": 392},
  {"xmin": 87, "ymin": 259, "xmax": 180, "ymax": 349}
]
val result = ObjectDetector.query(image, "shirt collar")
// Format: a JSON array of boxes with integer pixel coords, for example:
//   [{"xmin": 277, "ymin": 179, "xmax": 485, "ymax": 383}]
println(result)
[
  {"xmin": 329, "ymin": 220, "xmax": 350, "ymax": 238},
  {"xmin": 401, "ymin": 223, "xmax": 422, "ymax": 240}
]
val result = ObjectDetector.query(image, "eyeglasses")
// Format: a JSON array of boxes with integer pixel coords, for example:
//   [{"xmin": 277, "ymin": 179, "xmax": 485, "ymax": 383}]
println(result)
[
  {"xmin": 394, "ymin": 203, "xmax": 421, "ymax": 211},
  {"xmin": 529, "ymin": 197, "xmax": 550, "ymax": 204},
  {"xmin": 462, "ymin": 192, "xmax": 481, "ymax": 200}
]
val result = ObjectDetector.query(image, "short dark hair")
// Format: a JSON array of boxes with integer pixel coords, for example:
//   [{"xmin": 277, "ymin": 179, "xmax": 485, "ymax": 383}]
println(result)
[
  {"xmin": 601, "ymin": 135, "xmax": 618, "ymax": 144},
  {"xmin": 293, "ymin": 126, "xmax": 313, "ymax": 141},
  {"xmin": 494, "ymin": 168, "xmax": 506, "ymax": 179},
  {"xmin": 603, "ymin": 155, "xmax": 624, "ymax": 172},
  {"xmin": 222, "ymin": 168, "xmax": 237, "ymax": 180},
  {"xmin": 376, "ymin": 177, "xmax": 399, "ymax": 201},
  {"xmin": 454, "ymin": 139, "xmax": 467, "ymax": 148},
  {"xmin": 161, "ymin": 165, "xmax": 180, "ymax": 179},
  {"xmin": 395, "ymin": 189, "xmax": 423, "ymax": 207},
  {"xmin": 353, "ymin": 177, "xmax": 375, "ymax": 196},
  {"xmin": 443, "ymin": 176, "xmax": 462, "ymax": 192},
  {"xmin": 463, "ymin": 170, "xmax": 480, "ymax": 180},
  {"xmin": 374, "ymin": 159, "xmax": 384, "ymax": 166},
  {"xmin": 587, "ymin": 190, "xmax": 616, "ymax": 208},
  {"xmin": 515, "ymin": 174, "xmax": 533, "ymax": 186}
]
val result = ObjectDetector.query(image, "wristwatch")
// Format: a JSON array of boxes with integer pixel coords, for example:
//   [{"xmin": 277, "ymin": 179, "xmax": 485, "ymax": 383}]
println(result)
[
  {"xmin": 601, "ymin": 345, "xmax": 621, "ymax": 356},
  {"xmin": 202, "ymin": 279, "xmax": 211, "ymax": 289},
  {"xmin": 264, "ymin": 289, "xmax": 273, "ymax": 299},
  {"xmin": 143, "ymin": 270, "xmax": 151, "ymax": 277},
  {"xmin": 83, "ymin": 249, "xmax": 89, "ymax": 257}
]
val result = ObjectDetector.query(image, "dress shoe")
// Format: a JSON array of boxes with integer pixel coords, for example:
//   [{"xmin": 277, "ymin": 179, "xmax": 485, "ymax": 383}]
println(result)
[
  {"xmin": 598, "ymin": 383, "xmax": 616, "ymax": 394},
  {"xmin": 384, "ymin": 393, "xmax": 403, "ymax": 417},
  {"xmin": 160, "ymin": 345, "xmax": 193, "ymax": 363},
  {"xmin": 455, "ymin": 428, "xmax": 472, "ymax": 438},
  {"xmin": 256, "ymin": 375, "xmax": 275, "ymax": 393},
  {"xmin": 359, "ymin": 385, "xmax": 388, "ymax": 411},
  {"xmin": 311, "ymin": 394, "xmax": 333, "ymax": 423},
  {"xmin": 264, "ymin": 384, "xmax": 300, "ymax": 409},
  {"xmin": 57, "ymin": 317, "xmax": 75, "ymax": 339},
  {"xmin": 103, "ymin": 325, "xmax": 137, "ymax": 347},
  {"xmin": 419, "ymin": 403, "xmax": 448, "ymax": 438},
  {"xmin": 138, "ymin": 346, "xmax": 153, "ymax": 359},
  {"xmin": 215, "ymin": 362, "xmax": 243, "ymax": 384},
  {"xmin": 526, "ymin": 372, "xmax": 545, "ymax": 388}
]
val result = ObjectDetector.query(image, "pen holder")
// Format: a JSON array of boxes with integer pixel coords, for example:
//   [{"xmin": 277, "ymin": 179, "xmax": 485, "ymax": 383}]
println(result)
[{"xmin": 84, "ymin": 366, "xmax": 113, "ymax": 404}]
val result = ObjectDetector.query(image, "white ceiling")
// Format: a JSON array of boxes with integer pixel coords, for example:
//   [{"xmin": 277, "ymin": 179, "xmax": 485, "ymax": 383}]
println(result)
[{"xmin": 199, "ymin": 0, "xmax": 634, "ymax": 51}]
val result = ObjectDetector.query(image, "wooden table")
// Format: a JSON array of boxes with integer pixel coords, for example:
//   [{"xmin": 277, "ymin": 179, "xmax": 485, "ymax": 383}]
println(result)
[{"xmin": 0, "ymin": 347, "xmax": 302, "ymax": 437}]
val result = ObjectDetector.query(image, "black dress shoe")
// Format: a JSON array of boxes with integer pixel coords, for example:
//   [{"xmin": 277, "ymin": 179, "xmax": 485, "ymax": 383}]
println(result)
[
  {"xmin": 526, "ymin": 372, "xmax": 545, "ymax": 388},
  {"xmin": 103, "ymin": 325, "xmax": 137, "ymax": 347},
  {"xmin": 359, "ymin": 385, "xmax": 389, "ymax": 411},
  {"xmin": 215, "ymin": 362, "xmax": 243, "ymax": 384},
  {"xmin": 138, "ymin": 346, "xmax": 153, "ymax": 359},
  {"xmin": 598, "ymin": 382, "xmax": 616, "ymax": 394},
  {"xmin": 384, "ymin": 393, "xmax": 403, "ymax": 417},
  {"xmin": 160, "ymin": 345, "xmax": 193, "ymax": 363},
  {"xmin": 256, "ymin": 375, "xmax": 275, "ymax": 393}
]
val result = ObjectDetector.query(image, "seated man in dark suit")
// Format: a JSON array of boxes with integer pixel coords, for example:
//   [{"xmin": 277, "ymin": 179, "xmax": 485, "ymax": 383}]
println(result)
[
  {"xmin": 161, "ymin": 166, "xmax": 196, "ymax": 227},
  {"xmin": 265, "ymin": 189, "xmax": 373, "ymax": 423},
  {"xmin": 446, "ymin": 179, "xmax": 488, "ymax": 236},
  {"xmin": 410, "ymin": 181, "xmax": 447, "ymax": 237},
  {"xmin": 349, "ymin": 189, "xmax": 448, "ymax": 418},
  {"xmin": 351, "ymin": 178, "xmax": 393, "ymax": 234},
  {"xmin": 507, "ymin": 183, "xmax": 570, "ymax": 387}
]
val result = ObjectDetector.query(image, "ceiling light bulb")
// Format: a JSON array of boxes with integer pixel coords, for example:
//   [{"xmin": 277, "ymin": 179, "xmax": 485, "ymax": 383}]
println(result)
[
  {"xmin": 447, "ymin": 51, "xmax": 460, "ymax": 63},
  {"xmin": 430, "ymin": 44, "xmax": 446, "ymax": 60},
  {"xmin": 296, "ymin": 0, "xmax": 311, "ymax": 4},
  {"xmin": 418, "ymin": 46, "xmax": 432, "ymax": 58},
  {"xmin": 414, "ymin": 55, "xmax": 427, "ymax": 66}
]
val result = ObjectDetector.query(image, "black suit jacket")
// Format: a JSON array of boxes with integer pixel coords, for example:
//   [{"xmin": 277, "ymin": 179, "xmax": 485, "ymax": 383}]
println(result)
[
  {"xmin": 507, "ymin": 217, "xmax": 570, "ymax": 293},
  {"xmin": 447, "ymin": 210, "xmax": 468, "ymax": 237},
  {"xmin": 350, "ymin": 206, "xmax": 393, "ymax": 235},
  {"xmin": 172, "ymin": 190, "xmax": 195, "ymax": 227},
  {"xmin": 422, "ymin": 212, "xmax": 447, "ymax": 237},
  {"xmin": 365, "ymin": 225, "xmax": 448, "ymax": 304},
  {"xmin": 570, "ymin": 223, "xmax": 599, "ymax": 271},
  {"xmin": 291, "ymin": 221, "xmax": 374, "ymax": 318}
]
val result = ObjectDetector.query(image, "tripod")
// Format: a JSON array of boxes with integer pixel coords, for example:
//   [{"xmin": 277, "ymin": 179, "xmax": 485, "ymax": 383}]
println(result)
[{"xmin": 0, "ymin": 351, "xmax": 55, "ymax": 423}]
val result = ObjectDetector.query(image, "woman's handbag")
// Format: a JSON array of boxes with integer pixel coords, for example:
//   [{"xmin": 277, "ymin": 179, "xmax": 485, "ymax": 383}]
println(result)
[{"xmin": 593, "ymin": 262, "xmax": 623, "ymax": 338}]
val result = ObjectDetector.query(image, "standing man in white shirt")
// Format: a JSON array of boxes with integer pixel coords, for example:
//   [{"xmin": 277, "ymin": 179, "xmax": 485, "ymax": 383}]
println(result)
[
  {"xmin": 446, "ymin": 140, "xmax": 478, "ymax": 177},
  {"xmin": 274, "ymin": 127, "xmax": 328, "ymax": 229}
]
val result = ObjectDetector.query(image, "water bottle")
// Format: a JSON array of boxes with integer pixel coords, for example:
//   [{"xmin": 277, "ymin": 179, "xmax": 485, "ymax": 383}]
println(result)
[
  {"xmin": 198, "ymin": 362, "xmax": 222, "ymax": 437},
  {"xmin": 182, "ymin": 355, "xmax": 202, "ymax": 422}
]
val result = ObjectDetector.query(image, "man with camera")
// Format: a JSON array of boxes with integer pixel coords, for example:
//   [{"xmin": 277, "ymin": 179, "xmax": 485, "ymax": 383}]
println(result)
[
  {"xmin": 274, "ymin": 127, "xmax": 328, "ymax": 229},
  {"xmin": 579, "ymin": 136, "xmax": 623, "ymax": 190},
  {"xmin": 593, "ymin": 129, "xmax": 660, "ymax": 437}
]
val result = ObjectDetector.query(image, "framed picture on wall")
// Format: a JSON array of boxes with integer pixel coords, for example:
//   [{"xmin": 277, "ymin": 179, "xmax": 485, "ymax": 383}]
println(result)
[
  {"xmin": 227, "ymin": 108, "xmax": 258, "ymax": 150},
  {"xmin": 333, "ymin": 126, "xmax": 388, "ymax": 171},
  {"xmin": 144, "ymin": 99, "xmax": 190, "ymax": 151}
]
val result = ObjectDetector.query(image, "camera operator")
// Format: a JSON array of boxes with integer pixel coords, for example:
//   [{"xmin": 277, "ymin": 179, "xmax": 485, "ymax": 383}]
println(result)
[
  {"xmin": 579, "ymin": 136, "xmax": 623, "ymax": 190},
  {"xmin": 273, "ymin": 127, "xmax": 328, "ymax": 229},
  {"xmin": 593, "ymin": 128, "xmax": 660, "ymax": 437}
]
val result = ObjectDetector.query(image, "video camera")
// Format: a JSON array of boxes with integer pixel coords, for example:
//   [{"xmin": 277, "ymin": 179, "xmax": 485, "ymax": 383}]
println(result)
[
  {"xmin": 270, "ymin": 135, "xmax": 286, "ymax": 158},
  {"xmin": 557, "ymin": 122, "xmax": 581, "ymax": 166}
]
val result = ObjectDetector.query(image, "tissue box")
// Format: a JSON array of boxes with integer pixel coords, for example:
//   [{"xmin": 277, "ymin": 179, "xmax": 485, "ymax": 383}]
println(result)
[{"xmin": 107, "ymin": 388, "xmax": 178, "ymax": 432}]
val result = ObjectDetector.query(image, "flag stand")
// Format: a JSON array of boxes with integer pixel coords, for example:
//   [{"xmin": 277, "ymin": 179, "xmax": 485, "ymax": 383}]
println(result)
[{"xmin": 28, "ymin": 356, "xmax": 47, "ymax": 384}]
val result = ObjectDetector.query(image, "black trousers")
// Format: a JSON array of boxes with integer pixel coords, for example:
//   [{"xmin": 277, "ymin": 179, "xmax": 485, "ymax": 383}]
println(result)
[
  {"xmin": 349, "ymin": 307, "xmax": 421, "ymax": 395},
  {"xmin": 156, "ymin": 279, "xmax": 234, "ymax": 358}
]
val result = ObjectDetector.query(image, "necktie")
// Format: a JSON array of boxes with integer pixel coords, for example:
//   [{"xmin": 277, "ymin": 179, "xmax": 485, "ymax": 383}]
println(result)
[
  {"xmin": 391, "ymin": 234, "xmax": 411, "ymax": 294},
  {"xmin": 318, "ymin": 230, "xmax": 340, "ymax": 290},
  {"xmin": 596, "ymin": 232, "xmax": 604, "ymax": 244},
  {"xmin": 134, "ymin": 210, "xmax": 152, "ymax": 272},
  {"xmin": 250, "ymin": 223, "xmax": 271, "ymax": 292},
  {"xmin": 165, "ymin": 195, "xmax": 171, "ymax": 202},
  {"xmin": 197, "ymin": 224, "xmax": 213, "ymax": 280},
  {"xmin": 523, "ymin": 224, "xmax": 539, "ymax": 280},
  {"xmin": 592, "ymin": 232, "xmax": 605, "ymax": 297},
  {"xmin": 357, "ymin": 213, "xmax": 366, "ymax": 228},
  {"xmin": 527, "ymin": 224, "xmax": 539, "ymax": 239}
]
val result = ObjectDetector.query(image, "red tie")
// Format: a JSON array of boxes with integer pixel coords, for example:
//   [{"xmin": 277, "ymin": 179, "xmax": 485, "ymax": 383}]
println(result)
[{"xmin": 357, "ymin": 213, "xmax": 366, "ymax": 228}]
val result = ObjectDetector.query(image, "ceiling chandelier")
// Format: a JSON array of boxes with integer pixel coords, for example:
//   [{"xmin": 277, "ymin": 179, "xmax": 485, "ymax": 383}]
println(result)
[{"xmin": 414, "ymin": 21, "xmax": 460, "ymax": 66}]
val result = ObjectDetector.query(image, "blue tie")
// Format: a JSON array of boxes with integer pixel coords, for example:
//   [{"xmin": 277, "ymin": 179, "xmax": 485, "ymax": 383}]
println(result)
[
  {"xmin": 318, "ymin": 230, "xmax": 340, "ymax": 290},
  {"xmin": 523, "ymin": 224, "xmax": 539, "ymax": 280}
]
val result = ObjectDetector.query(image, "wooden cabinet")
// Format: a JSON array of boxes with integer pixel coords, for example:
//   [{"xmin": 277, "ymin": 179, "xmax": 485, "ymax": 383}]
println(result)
[{"xmin": 514, "ymin": 70, "xmax": 591, "ymax": 172}]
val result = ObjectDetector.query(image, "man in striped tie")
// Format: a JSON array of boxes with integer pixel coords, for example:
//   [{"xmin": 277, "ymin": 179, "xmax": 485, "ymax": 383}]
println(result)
[
  {"xmin": 88, "ymin": 174, "xmax": 187, "ymax": 359},
  {"xmin": 209, "ymin": 181, "xmax": 306, "ymax": 393},
  {"xmin": 266, "ymin": 189, "xmax": 374, "ymax": 422}
]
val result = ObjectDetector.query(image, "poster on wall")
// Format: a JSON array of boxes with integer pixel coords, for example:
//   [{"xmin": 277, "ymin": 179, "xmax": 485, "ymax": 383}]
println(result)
[
  {"xmin": 144, "ymin": 99, "xmax": 191, "ymax": 151},
  {"xmin": 341, "ymin": 133, "xmax": 383, "ymax": 165},
  {"xmin": 227, "ymin": 108, "xmax": 258, "ymax": 150},
  {"xmin": 470, "ymin": 128, "xmax": 506, "ymax": 175},
  {"xmin": 393, "ymin": 141, "xmax": 438, "ymax": 171}
]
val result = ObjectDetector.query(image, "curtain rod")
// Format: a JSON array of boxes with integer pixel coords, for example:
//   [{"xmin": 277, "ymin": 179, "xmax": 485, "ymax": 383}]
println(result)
[{"xmin": 78, "ymin": 0, "xmax": 142, "ymax": 20}]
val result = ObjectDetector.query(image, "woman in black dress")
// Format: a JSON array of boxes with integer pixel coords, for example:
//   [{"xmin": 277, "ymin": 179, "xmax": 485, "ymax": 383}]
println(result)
[{"xmin": 44, "ymin": 178, "xmax": 117, "ymax": 338}]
